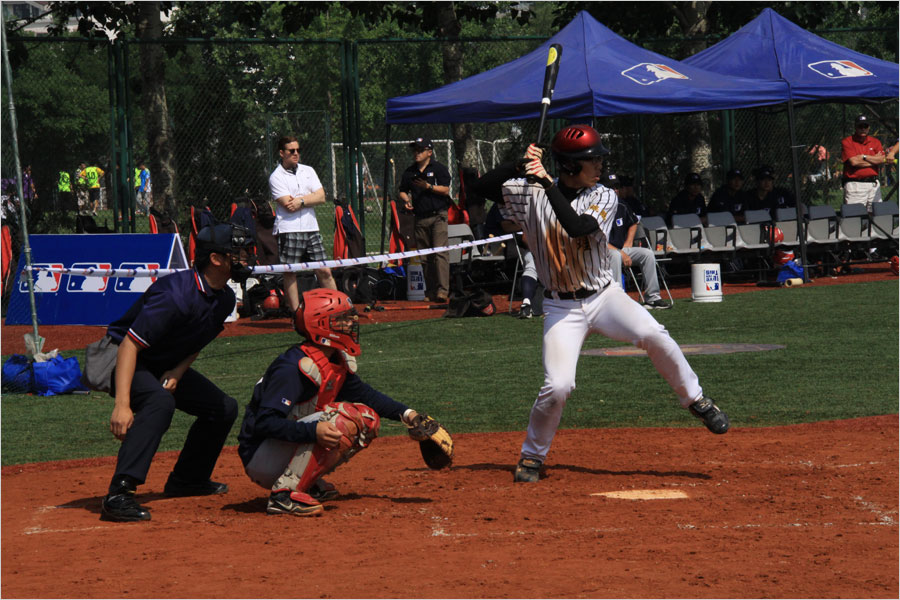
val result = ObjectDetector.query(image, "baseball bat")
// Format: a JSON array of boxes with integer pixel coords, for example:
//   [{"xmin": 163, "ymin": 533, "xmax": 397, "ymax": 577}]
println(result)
[{"xmin": 535, "ymin": 44, "xmax": 563, "ymax": 145}]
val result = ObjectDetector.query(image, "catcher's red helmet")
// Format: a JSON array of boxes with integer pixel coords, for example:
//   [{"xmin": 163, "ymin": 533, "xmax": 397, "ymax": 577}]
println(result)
[
  {"xmin": 774, "ymin": 249, "xmax": 794, "ymax": 265},
  {"xmin": 550, "ymin": 124, "xmax": 610, "ymax": 174},
  {"xmin": 772, "ymin": 227, "xmax": 785, "ymax": 244},
  {"xmin": 294, "ymin": 288, "xmax": 360, "ymax": 356},
  {"xmin": 890, "ymin": 255, "xmax": 899, "ymax": 275},
  {"xmin": 262, "ymin": 290, "xmax": 281, "ymax": 311}
]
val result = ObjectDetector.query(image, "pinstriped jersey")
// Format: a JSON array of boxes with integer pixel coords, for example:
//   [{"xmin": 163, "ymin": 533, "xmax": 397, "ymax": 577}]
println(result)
[{"xmin": 501, "ymin": 178, "xmax": 618, "ymax": 293}]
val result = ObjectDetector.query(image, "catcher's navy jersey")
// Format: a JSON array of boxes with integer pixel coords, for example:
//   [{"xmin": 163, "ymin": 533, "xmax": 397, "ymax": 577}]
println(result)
[{"xmin": 237, "ymin": 345, "xmax": 409, "ymax": 466}]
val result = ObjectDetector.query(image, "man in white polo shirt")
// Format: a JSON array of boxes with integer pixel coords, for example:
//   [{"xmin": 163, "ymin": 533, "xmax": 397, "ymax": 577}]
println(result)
[{"xmin": 269, "ymin": 136, "xmax": 337, "ymax": 312}]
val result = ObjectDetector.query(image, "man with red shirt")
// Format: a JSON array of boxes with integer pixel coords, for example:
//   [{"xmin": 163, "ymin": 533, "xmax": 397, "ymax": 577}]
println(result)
[{"xmin": 841, "ymin": 114, "xmax": 885, "ymax": 211}]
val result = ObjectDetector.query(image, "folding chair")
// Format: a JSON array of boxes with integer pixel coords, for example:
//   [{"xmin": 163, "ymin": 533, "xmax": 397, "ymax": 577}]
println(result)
[
  {"xmin": 871, "ymin": 201, "xmax": 899, "ymax": 248},
  {"xmin": 669, "ymin": 214, "xmax": 707, "ymax": 258},
  {"xmin": 736, "ymin": 209, "xmax": 774, "ymax": 251},
  {"xmin": 628, "ymin": 224, "xmax": 674, "ymax": 307},
  {"xmin": 639, "ymin": 216, "xmax": 670, "ymax": 259},
  {"xmin": 773, "ymin": 206, "xmax": 807, "ymax": 249},
  {"xmin": 838, "ymin": 203, "xmax": 872, "ymax": 247},
  {"xmin": 805, "ymin": 205, "xmax": 840, "ymax": 248},
  {"xmin": 704, "ymin": 211, "xmax": 743, "ymax": 254}
]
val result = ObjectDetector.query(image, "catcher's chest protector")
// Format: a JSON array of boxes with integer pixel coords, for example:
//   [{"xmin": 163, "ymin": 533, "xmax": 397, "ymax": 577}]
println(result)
[{"xmin": 298, "ymin": 343, "xmax": 352, "ymax": 411}]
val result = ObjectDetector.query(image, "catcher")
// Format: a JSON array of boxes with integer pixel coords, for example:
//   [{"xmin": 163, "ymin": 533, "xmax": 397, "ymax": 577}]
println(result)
[{"xmin": 237, "ymin": 288, "xmax": 453, "ymax": 516}]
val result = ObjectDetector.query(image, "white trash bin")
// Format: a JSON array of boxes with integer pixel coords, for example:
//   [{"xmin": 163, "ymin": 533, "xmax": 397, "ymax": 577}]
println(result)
[
  {"xmin": 691, "ymin": 263, "xmax": 722, "ymax": 302},
  {"xmin": 406, "ymin": 258, "xmax": 426, "ymax": 301}
]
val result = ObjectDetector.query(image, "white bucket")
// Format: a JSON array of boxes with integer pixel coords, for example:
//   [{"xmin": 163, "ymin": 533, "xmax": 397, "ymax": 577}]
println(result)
[
  {"xmin": 406, "ymin": 258, "xmax": 426, "ymax": 301},
  {"xmin": 691, "ymin": 263, "xmax": 722, "ymax": 302}
]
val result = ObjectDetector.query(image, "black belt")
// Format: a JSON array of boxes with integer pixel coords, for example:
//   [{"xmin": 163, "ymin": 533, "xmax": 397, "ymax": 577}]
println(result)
[
  {"xmin": 845, "ymin": 177, "xmax": 878, "ymax": 183},
  {"xmin": 544, "ymin": 287, "xmax": 598, "ymax": 300},
  {"xmin": 415, "ymin": 209, "xmax": 447, "ymax": 218}
]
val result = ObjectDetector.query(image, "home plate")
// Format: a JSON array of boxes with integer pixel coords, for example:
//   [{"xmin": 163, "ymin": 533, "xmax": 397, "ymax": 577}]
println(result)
[{"xmin": 591, "ymin": 489, "xmax": 689, "ymax": 500}]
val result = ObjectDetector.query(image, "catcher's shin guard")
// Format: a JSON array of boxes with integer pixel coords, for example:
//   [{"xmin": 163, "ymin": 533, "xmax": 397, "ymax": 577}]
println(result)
[{"xmin": 271, "ymin": 402, "xmax": 380, "ymax": 496}]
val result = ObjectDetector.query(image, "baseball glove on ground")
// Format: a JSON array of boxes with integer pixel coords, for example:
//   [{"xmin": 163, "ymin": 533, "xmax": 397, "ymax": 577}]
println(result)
[{"xmin": 406, "ymin": 414, "xmax": 454, "ymax": 469}]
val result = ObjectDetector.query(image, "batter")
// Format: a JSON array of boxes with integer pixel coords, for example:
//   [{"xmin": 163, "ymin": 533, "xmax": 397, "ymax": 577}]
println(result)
[{"xmin": 475, "ymin": 124, "xmax": 729, "ymax": 483}]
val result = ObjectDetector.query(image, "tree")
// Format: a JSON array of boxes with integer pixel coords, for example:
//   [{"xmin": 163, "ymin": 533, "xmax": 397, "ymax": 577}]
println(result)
[{"xmin": 45, "ymin": 1, "xmax": 177, "ymax": 214}]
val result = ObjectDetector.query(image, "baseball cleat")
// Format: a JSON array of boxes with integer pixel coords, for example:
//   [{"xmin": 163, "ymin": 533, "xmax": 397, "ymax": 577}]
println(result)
[
  {"xmin": 643, "ymin": 298, "xmax": 671, "ymax": 310},
  {"xmin": 518, "ymin": 303, "xmax": 534, "ymax": 319},
  {"xmin": 100, "ymin": 492, "xmax": 151, "ymax": 522},
  {"xmin": 514, "ymin": 457, "xmax": 543, "ymax": 483},
  {"xmin": 267, "ymin": 490, "xmax": 324, "ymax": 516},
  {"xmin": 689, "ymin": 396, "xmax": 730, "ymax": 434},
  {"xmin": 308, "ymin": 479, "xmax": 340, "ymax": 501},
  {"xmin": 163, "ymin": 474, "xmax": 229, "ymax": 497}
]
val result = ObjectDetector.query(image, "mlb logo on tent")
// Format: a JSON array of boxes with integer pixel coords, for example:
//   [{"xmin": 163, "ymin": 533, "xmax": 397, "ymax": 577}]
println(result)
[
  {"xmin": 20, "ymin": 263, "xmax": 63, "ymax": 293},
  {"xmin": 622, "ymin": 63, "xmax": 689, "ymax": 86},
  {"xmin": 807, "ymin": 60, "xmax": 873, "ymax": 79}
]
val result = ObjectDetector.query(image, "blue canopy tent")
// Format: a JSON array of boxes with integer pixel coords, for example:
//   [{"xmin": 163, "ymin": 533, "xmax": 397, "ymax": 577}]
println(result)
[
  {"xmin": 380, "ymin": 11, "xmax": 791, "ymax": 251},
  {"xmin": 684, "ymin": 7, "xmax": 899, "ymax": 103},
  {"xmin": 684, "ymin": 8, "xmax": 900, "ymax": 279},
  {"xmin": 385, "ymin": 11, "xmax": 789, "ymax": 124}
]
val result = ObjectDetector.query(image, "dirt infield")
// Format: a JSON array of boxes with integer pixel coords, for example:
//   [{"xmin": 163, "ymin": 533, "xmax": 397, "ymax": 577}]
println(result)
[{"xmin": 2, "ymin": 415, "xmax": 897, "ymax": 598}]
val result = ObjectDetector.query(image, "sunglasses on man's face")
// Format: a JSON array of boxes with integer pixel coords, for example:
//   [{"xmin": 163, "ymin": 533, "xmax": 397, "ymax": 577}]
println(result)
[
  {"xmin": 856, "ymin": 124, "xmax": 870, "ymax": 129},
  {"xmin": 284, "ymin": 148, "xmax": 300, "ymax": 154}
]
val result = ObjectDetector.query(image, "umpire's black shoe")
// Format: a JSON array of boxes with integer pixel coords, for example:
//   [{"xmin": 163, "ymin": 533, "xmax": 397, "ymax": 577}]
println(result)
[
  {"xmin": 689, "ymin": 396, "xmax": 730, "ymax": 434},
  {"xmin": 514, "ymin": 457, "xmax": 543, "ymax": 483},
  {"xmin": 163, "ymin": 473, "xmax": 229, "ymax": 498},
  {"xmin": 101, "ymin": 492, "xmax": 151, "ymax": 522}
]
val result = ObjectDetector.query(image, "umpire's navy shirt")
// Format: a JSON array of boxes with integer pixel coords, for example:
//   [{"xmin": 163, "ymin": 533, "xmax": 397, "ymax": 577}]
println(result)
[
  {"xmin": 398, "ymin": 158, "xmax": 452, "ymax": 217},
  {"xmin": 106, "ymin": 268, "xmax": 235, "ymax": 374},
  {"xmin": 237, "ymin": 344, "xmax": 409, "ymax": 467}
]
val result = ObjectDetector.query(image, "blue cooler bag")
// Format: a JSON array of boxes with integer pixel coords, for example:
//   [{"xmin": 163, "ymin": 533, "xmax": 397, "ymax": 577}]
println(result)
[
  {"xmin": 2, "ymin": 354, "xmax": 35, "ymax": 393},
  {"xmin": 33, "ymin": 356, "xmax": 85, "ymax": 396}
]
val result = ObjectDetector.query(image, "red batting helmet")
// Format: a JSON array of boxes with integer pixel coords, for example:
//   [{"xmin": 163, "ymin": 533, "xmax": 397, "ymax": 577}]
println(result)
[
  {"xmin": 890, "ymin": 255, "xmax": 899, "ymax": 275},
  {"xmin": 774, "ymin": 249, "xmax": 794, "ymax": 266},
  {"xmin": 294, "ymin": 288, "xmax": 361, "ymax": 356},
  {"xmin": 772, "ymin": 227, "xmax": 785, "ymax": 244},
  {"xmin": 262, "ymin": 290, "xmax": 281, "ymax": 311},
  {"xmin": 550, "ymin": 124, "xmax": 610, "ymax": 174}
]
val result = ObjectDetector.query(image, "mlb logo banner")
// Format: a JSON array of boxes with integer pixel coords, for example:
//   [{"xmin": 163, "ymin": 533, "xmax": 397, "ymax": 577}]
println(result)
[
  {"xmin": 114, "ymin": 263, "xmax": 161, "ymax": 293},
  {"xmin": 807, "ymin": 60, "xmax": 873, "ymax": 79},
  {"xmin": 705, "ymin": 268, "xmax": 721, "ymax": 292},
  {"xmin": 67, "ymin": 263, "xmax": 113, "ymax": 292},
  {"xmin": 7, "ymin": 234, "xmax": 187, "ymax": 326},
  {"xmin": 622, "ymin": 63, "xmax": 689, "ymax": 86},
  {"xmin": 19, "ymin": 263, "xmax": 64, "ymax": 293}
]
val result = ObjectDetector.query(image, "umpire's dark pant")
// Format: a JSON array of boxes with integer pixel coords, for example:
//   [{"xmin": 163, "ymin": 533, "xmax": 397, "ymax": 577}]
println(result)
[{"xmin": 111, "ymin": 363, "xmax": 238, "ymax": 486}]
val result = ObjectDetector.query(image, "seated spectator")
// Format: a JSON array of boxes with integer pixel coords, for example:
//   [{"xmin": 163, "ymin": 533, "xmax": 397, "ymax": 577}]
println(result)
[
  {"xmin": 617, "ymin": 174, "xmax": 652, "ymax": 218},
  {"xmin": 666, "ymin": 172, "xmax": 706, "ymax": 225},
  {"xmin": 606, "ymin": 175, "xmax": 669, "ymax": 310},
  {"xmin": 484, "ymin": 202, "xmax": 540, "ymax": 319},
  {"xmin": 708, "ymin": 169, "xmax": 751, "ymax": 223},
  {"xmin": 747, "ymin": 165, "xmax": 795, "ymax": 213}
]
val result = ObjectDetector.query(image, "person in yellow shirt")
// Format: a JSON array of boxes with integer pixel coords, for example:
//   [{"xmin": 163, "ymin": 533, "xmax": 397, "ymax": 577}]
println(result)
[{"xmin": 81, "ymin": 163, "xmax": 105, "ymax": 216}]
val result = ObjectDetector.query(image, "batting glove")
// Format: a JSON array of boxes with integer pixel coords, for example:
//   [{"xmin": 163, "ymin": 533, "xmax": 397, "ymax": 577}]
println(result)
[
  {"xmin": 525, "ymin": 143, "xmax": 544, "ymax": 161},
  {"xmin": 524, "ymin": 158, "xmax": 553, "ymax": 188}
]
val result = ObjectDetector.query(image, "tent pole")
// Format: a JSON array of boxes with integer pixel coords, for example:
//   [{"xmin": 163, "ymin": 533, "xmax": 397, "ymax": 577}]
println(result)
[
  {"xmin": 787, "ymin": 98, "xmax": 810, "ymax": 283},
  {"xmin": 381, "ymin": 123, "xmax": 391, "ymax": 255}
]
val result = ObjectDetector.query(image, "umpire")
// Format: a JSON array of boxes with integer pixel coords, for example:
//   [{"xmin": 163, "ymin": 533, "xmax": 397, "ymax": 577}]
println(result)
[{"xmin": 100, "ymin": 224, "xmax": 247, "ymax": 522}]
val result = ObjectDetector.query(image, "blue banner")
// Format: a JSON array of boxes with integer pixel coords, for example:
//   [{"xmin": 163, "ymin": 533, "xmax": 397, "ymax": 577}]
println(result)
[{"xmin": 7, "ymin": 234, "xmax": 188, "ymax": 326}]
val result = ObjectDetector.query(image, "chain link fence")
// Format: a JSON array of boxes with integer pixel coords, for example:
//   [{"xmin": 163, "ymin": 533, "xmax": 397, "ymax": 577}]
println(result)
[{"xmin": 3, "ymin": 30, "xmax": 897, "ymax": 272}]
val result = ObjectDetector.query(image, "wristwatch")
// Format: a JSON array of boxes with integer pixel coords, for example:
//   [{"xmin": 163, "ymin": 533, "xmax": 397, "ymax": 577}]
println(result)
[
  {"xmin": 300, "ymin": 197, "xmax": 305, "ymax": 207},
  {"xmin": 428, "ymin": 183, "xmax": 433, "ymax": 191},
  {"xmin": 862, "ymin": 154, "xmax": 867, "ymax": 161}
]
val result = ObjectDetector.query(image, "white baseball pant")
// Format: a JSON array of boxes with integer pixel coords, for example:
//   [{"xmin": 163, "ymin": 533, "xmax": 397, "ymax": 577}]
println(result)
[{"xmin": 520, "ymin": 283, "xmax": 703, "ymax": 462}]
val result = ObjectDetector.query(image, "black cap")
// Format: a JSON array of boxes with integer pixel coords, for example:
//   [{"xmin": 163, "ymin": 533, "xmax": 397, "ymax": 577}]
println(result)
[
  {"xmin": 855, "ymin": 114, "xmax": 870, "ymax": 126},
  {"xmin": 754, "ymin": 165, "xmax": 775, "ymax": 180},
  {"xmin": 409, "ymin": 137, "xmax": 434, "ymax": 149},
  {"xmin": 605, "ymin": 173, "xmax": 620, "ymax": 188},
  {"xmin": 726, "ymin": 168, "xmax": 744, "ymax": 180},
  {"xmin": 684, "ymin": 172, "xmax": 702, "ymax": 185}
]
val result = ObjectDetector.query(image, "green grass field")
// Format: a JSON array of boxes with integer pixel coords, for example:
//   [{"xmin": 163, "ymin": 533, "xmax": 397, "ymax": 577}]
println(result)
[{"xmin": 2, "ymin": 280, "xmax": 896, "ymax": 466}]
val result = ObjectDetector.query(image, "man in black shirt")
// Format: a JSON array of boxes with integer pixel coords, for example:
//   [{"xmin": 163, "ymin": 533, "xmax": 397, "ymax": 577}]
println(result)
[
  {"xmin": 666, "ymin": 172, "xmax": 707, "ymax": 225},
  {"xmin": 708, "ymin": 169, "xmax": 751, "ymax": 223},
  {"xmin": 398, "ymin": 137, "xmax": 453, "ymax": 302}
]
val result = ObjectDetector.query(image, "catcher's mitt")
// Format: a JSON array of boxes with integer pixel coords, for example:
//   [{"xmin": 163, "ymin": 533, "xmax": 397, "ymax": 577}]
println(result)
[{"xmin": 406, "ymin": 414, "xmax": 454, "ymax": 469}]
